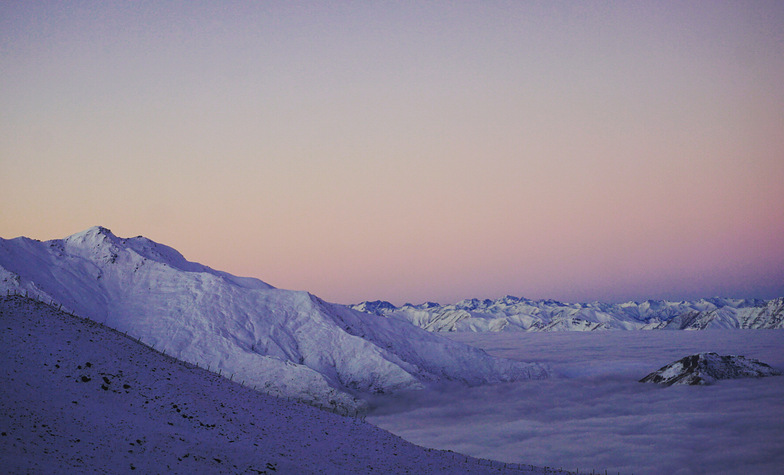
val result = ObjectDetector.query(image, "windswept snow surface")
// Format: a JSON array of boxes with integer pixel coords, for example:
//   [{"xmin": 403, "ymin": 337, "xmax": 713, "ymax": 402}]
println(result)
[
  {"xmin": 368, "ymin": 330, "xmax": 784, "ymax": 475},
  {"xmin": 0, "ymin": 295, "xmax": 554, "ymax": 474},
  {"xmin": 351, "ymin": 295, "xmax": 784, "ymax": 332},
  {"xmin": 0, "ymin": 227, "xmax": 546, "ymax": 411}
]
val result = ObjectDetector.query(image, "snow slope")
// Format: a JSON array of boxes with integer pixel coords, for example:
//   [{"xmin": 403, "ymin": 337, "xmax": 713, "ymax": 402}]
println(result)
[
  {"xmin": 0, "ymin": 295, "xmax": 555, "ymax": 474},
  {"xmin": 351, "ymin": 295, "xmax": 784, "ymax": 332},
  {"xmin": 639, "ymin": 352, "xmax": 782, "ymax": 386},
  {"xmin": 0, "ymin": 227, "xmax": 546, "ymax": 411}
]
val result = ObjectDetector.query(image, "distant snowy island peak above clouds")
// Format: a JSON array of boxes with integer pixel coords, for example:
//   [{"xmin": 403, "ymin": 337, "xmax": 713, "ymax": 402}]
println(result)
[
  {"xmin": 0, "ymin": 226, "xmax": 547, "ymax": 412},
  {"xmin": 351, "ymin": 294, "xmax": 784, "ymax": 332},
  {"xmin": 640, "ymin": 352, "xmax": 782, "ymax": 386}
]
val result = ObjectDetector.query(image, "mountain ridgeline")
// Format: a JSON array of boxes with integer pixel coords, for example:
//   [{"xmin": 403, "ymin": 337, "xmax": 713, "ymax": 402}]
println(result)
[
  {"xmin": 350, "ymin": 295, "xmax": 784, "ymax": 332},
  {"xmin": 0, "ymin": 227, "xmax": 546, "ymax": 412}
]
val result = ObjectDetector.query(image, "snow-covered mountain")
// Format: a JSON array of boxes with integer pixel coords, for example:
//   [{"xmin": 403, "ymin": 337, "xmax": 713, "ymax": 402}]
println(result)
[
  {"xmin": 0, "ymin": 227, "xmax": 546, "ymax": 412},
  {"xmin": 639, "ymin": 352, "xmax": 782, "ymax": 386},
  {"xmin": 351, "ymin": 295, "xmax": 784, "ymax": 332},
  {"xmin": 0, "ymin": 294, "xmax": 555, "ymax": 474}
]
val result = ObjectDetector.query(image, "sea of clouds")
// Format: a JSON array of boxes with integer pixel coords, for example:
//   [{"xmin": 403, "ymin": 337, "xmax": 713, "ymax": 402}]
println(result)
[{"xmin": 367, "ymin": 330, "xmax": 784, "ymax": 475}]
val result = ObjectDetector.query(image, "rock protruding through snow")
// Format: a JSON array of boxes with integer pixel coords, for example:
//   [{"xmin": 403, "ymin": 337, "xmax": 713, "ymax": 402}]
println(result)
[{"xmin": 639, "ymin": 352, "xmax": 782, "ymax": 386}]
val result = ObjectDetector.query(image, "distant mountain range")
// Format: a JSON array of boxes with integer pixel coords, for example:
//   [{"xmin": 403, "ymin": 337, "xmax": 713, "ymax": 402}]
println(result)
[
  {"xmin": 350, "ymin": 295, "xmax": 784, "ymax": 332},
  {"xmin": 0, "ymin": 226, "xmax": 546, "ymax": 411}
]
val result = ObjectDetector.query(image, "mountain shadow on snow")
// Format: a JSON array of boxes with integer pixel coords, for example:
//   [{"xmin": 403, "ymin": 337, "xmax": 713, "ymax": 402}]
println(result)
[{"xmin": 639, "ymin": 352, "xmax": 782, "ymax": 386}]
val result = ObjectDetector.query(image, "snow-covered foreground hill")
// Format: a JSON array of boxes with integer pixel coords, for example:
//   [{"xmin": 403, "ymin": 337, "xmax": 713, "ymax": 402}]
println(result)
[
  {"xmin": 351, "ymin": 295, "xmax": 784, "ymax": 332},
  {"xmin": 0, "ymin": 295, "xmax": 555, "ymax": 474},
  {"xmin": 368, "ymin": 330, "xmax": 784, "ymax": 475},
  {"xmin": 0, "ymin": 227, "xmax": 546, "ymax": 411}
]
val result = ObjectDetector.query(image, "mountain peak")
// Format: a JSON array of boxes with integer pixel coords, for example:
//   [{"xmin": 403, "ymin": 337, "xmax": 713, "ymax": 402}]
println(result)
[
  {"xmin": 62, "ymin": 226, "xmax": 193, "ymax": 268},
  {"xmin": 77, "ymin": 225, "xmax": 115, "ymax": 238},
  {"xmin": 640, "ymin": 352, "xmax": 782, "ymax": 386},
  {"xmin": 350, "ymin": 296, "xmax": 783, "ymax": 332},
  {"xmin": 64, "ymin": 225, "xmax": 120, "ymax": 246},
  {"xmin": 60, "ymin": 226, "xmax": 126, "ymax": 265},
  {"xmin": 1, "ymin": 228, "xmax": 545, "ymax": 410},
  {"xmin": 352, "ymin": 300, "xmax": 398, "ymax": 315}
]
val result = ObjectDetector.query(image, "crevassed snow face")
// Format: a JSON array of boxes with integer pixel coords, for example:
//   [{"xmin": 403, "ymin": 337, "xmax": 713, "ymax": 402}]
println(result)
[{"xmin": 367, "ymin": 330, "xmax": 784, "ymax": 475}]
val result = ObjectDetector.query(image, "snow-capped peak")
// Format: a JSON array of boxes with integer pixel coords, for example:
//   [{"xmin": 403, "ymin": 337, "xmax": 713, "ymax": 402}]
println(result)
[
  {"xmin": 350, "ymin": 294, "xmax": 784, "ymax": 332},
  {"xmin": 62, "ymin": 226, "xmax": 197, "ymax": 271},
  {"xmin": 61, "ymin": 226, "xmax": 136, "ymax": 265},
  {"xmin": 640, "ymin": 352, "xmax": 782, "ymax": 386},
  {"xmin": 0, "ymin": 227, "xmax": 547, "ymax": 411},
  {"xmin": 65, "ymin": 225, "xmax": 115, "ymax": 242}
]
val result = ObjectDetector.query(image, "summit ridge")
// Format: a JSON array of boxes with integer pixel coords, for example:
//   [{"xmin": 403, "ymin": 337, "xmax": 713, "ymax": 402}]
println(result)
[{"xmin": 0, "ymin": 227, "xmax": 547, "ymax": 411}]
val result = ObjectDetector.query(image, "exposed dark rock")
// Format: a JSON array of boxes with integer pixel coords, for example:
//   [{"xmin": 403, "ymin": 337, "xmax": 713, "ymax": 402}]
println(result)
[{"xmin": 640, "ymin": 352, "xmax": 781, "ymax": 386}]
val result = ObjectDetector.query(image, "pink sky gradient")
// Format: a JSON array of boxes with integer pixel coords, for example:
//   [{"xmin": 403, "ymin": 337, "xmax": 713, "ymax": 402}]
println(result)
[{"xmin": 2, "ymin": 1, "xmax": 783, "ymax": 305}]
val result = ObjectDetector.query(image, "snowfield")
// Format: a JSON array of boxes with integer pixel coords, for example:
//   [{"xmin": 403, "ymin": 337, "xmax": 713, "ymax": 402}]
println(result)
[
  {"xmin": 0, "ymin": 227, "xmax": 546, "ymax": 412},
  {"xmin": 368, "ymin": 330, "xmax": 784, "ymax": 475},
  {"xmin": 0, "ymin": 295, "xmax": 558, "ymax": 474}
]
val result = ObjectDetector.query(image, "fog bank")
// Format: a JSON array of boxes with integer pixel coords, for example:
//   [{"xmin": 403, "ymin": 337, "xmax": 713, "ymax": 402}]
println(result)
[{"xmin": 368, "ymin": 331, "xmax": 784, "ymax": 474}]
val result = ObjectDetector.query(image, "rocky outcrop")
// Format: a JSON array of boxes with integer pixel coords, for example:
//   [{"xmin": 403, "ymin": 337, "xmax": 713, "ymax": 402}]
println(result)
[{"xmin": 640, "ymin": 352, "xmax": 781, "ymax": 386}]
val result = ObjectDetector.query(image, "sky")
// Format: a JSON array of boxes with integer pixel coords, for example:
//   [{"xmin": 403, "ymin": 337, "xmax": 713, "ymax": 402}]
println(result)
[{"xmin": 2, "ymin": 1, "xmax": 783, "ymax": 305}]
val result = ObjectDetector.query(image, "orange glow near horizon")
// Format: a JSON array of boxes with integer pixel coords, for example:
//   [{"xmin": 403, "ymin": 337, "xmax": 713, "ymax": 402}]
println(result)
[{"xmin": 2, "ymin": 2, "xmax": 783, "ymax": 305}]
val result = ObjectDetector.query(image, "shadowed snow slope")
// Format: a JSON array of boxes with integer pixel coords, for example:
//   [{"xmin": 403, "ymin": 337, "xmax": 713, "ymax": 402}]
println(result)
[
  {"xmin": 0, "ymin": 227, "xmax": 546, "ymax": 411},
  {"xmin": 639, "ymin": 352, "xmax": 782, "ymax": 386},
  {"xmin": 352, "ymin": 295, "xmax": 784, "ymax": 332},
  {"xmin": 0, "ymin": 295, "xmax": 555, "ymax": 474}
]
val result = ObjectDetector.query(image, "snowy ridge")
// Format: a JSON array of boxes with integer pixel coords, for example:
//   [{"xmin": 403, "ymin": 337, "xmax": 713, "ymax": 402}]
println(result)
[
  {"xmin": 0, "ymin": 227, "xmax": 546, "ymax": 411},
  {"xmin": 639, "ymin": 352, "xmax": 782, "ymax": 386},
  {"xmin": 351, "ymin": 295, "xmax": 783, "ymax": 332},
  {"xmin": 0, "ymin": 295, "xmax": 555, "ymax": 474}
]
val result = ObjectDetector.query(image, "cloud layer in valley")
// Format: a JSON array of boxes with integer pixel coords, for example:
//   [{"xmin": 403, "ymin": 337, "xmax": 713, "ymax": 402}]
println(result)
[{"xmin": 368, "ymin": 330, "xmax": 784, "ymax": 474}]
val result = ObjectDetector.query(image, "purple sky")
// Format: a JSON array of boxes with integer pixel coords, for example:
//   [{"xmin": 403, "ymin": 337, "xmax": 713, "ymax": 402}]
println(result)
[{"xmin": 2, "ymin": 1, "xmax": 783, "ymax": 305}]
